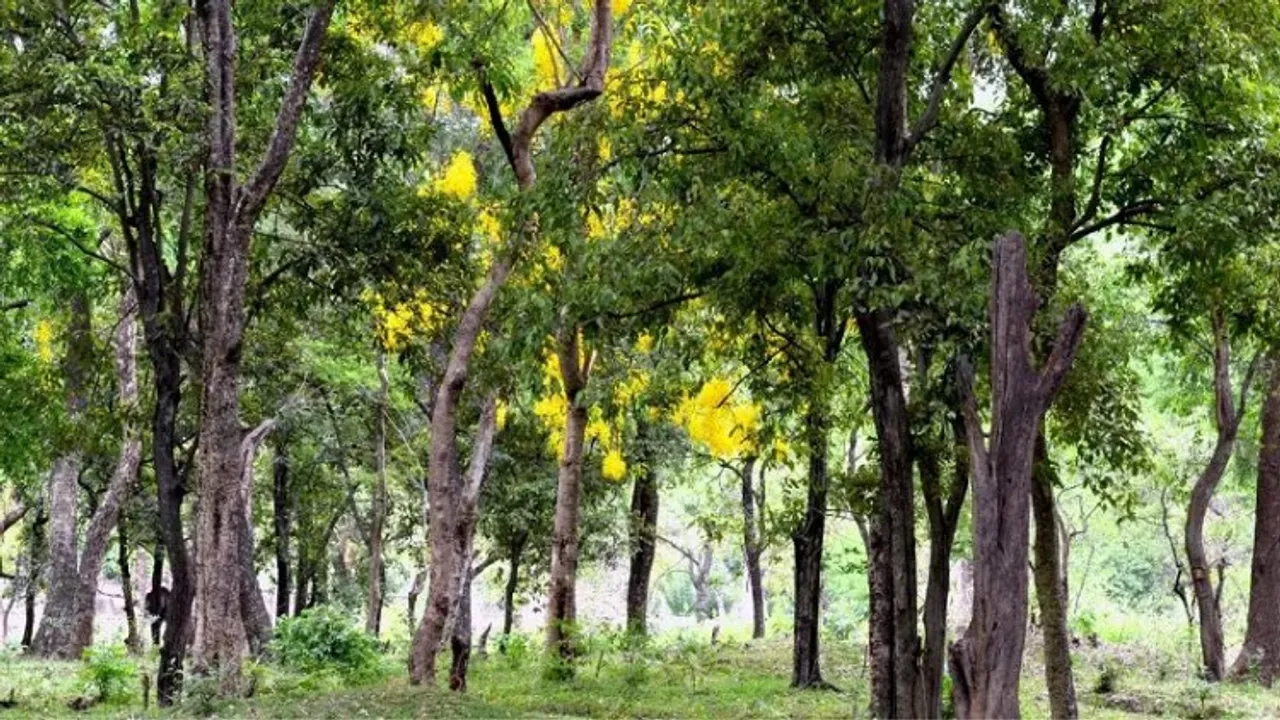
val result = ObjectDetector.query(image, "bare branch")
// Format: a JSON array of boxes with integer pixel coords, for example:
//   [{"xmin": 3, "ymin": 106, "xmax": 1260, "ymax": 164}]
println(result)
[
  {"xmin": 906, "ymin": 0, "xmax": 990, "ymax": 151},
  {"xmin": 1038, "ymin": 304, "xmax": 1088, "ymax": 402},
  {"xmin": 463, "ymin": 394, "xmax": 501, "ymax": 504},
  {"xmin": 1073, "ymin": 135, "xmax": 1112, "ymax": 231}
]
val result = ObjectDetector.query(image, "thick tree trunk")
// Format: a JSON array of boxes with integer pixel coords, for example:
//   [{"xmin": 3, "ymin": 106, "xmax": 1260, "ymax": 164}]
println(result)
[
  {"xmin": 739, "ymin": 457, "xmax": 765, "ymax": 640},
  {"xmin": 857, "ymin": 308, "xmax": 922, "ymax": 716},
  {"xmin": 366, "ymin": 351, "xmax": 389, "ymax": 636},
  {"xmin": 920, "ymin": 412, "xmax": 968, "ymax": 720},
  {"xmin": 1233, "ymin": 355, "xmax": 1280, "ymax": 683},
  {"xmin": 626, "ymin": 448, "xmax": 660, "ymax": 636},
  {"xmin": 548, "ymin": 330, "xmax": 590, "ymax": 661},
  {"xmin": 294, "ymin": 568, "xmax": 311, "ymax": 616},
  {"xmin": 1187, "ymin": 313, "xmax": 1255, "ymax": 682},
  {"xmin": 272, "ymin": 439, "xmax": 292, "ymax": 620},
  {"xmin": 950, "ymin": 233, "xmax": 1086, "ymax": 720},
  {"xmin": 1032, "ymin": 436, "xmax": 1077, "ymax": 718},
  {"xmin": 503, "ymin": 536, "xmax": 525, "ymax": 637},
  {"xmin": 120, "ymin": 518, "xmax": 142, "ymax": 655},
  {"xmin": 792, "ymin": 398, "xmax": 829, "ymax": 689},
  {"xmin": 450, "ymin": 573, "xmax": 474, "ymax": 691},
  {"xmin": 191, "ymin": 0, "xmax": 334, "ymax": 695}
]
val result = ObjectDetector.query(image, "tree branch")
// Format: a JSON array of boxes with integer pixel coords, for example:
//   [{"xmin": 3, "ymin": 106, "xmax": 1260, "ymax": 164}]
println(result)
[
  {"xmin": 905, "ymin": 0, "xmax": 990, "ymax": 151},
  {"xmin": 1069, "ymin": 199, "xmax": 1162, "ymax": 241},
  {"xmin": 1037, "ymin": 304, "xmax": 1088, "ymax": 402}
]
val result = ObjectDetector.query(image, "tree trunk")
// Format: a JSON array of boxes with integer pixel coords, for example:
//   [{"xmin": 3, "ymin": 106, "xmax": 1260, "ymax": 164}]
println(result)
[
  {"xmin": 21, "ymin": 502, "xmax": 46, "ymax": 650},
  {"xmin": 366, "ymin": 350, "xmax": 389, "ymax": 635},
  {"xmin": 294, "ymin": 568, "xmax": 311, "ymax": 616},
  {"xmin": 740, "ymin": 457, "xmax": 766, "ymax": 640},
  {"xmin": 792, "ymin": 397, "xmax": 829, "ymax": 688},
  {"xmin": 857, "ymin": 308, "xmax": 922, "ymax": 716},
  {"xmin": 503, "ymin": 536, "xmax": 525, "ymax": 637},
  {"xmin": 951, "ymin": 233, "xmax": 1086, "ymax": 719},
  {"xmin": 548, "ymin": 329, "xmax": 590, "ymax": 662},
  {"xmin": 407, "ymin": 568, "xmax": 426, "ymax": 636},
  {"xmin": 450, "ymin": 573, "xmax": 474, "ymax": 692},
  {"xmin": 1032, "ymin": 436, "xmax": 1078, "ymax": 718},
  {"xmin": 191, "ymin": 0, "xmax": 334, "ymax": 695},
  {"xmin": 920, "ymin": 411, "xmax": 968, "ymax": 720},
  {"xmin": 272, "ymin": 438, "xmax": 292, "ymax": 620},
  {"xmin": 120, "ymin": 518, "xmax": 142, "ymax": 655},
  {"xmin": 1233, "ymin": 354, "xmax": 1280, "ymax": 683},
  {"xmin": 1187, "ymin": 312, "xmax": 1255, "ymax": 682},
  {"xmin": 626, "ymin": 446, "xmax": 660, "ymax": 636},
  {"xmin": 148, "ymin": 543, "xmax": 164, "ymax": 649},
  {"xmin": 690, "ymin": 544, "xmax": 714, "ymax": 622}
]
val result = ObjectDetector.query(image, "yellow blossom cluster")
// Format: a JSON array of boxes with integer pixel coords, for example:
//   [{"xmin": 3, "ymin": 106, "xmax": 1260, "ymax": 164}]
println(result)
[
  {"xmin": 33, "ymin": 319, "xmax": 53, "ymax": 363},
  {"xmin": 674, "ymin": 377, "xmax": 761, "ymax": 459},
  {"xmin": 364, "ymin": 289, "xmax": 444, "ymax": 351},
  {"xmin": 531, "ymin": 345, "xmax": 629, "ymax": 481},
  {"xmin": 435, "ymin": 151, "xmax": 478, "ymax": 200}
]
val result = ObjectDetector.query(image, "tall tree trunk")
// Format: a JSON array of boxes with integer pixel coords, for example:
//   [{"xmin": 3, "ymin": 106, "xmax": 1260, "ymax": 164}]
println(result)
[
  {"xmin": 920, "ymin": 411, "xmax": 968, "ymax": 720},
  {"xmin": 191, "ymin": 0, "xmax": 334, "ymax": 695},
  {"xmin": 120, "ymin": 518, "xmax": 142, "ymax": 655},
  {"xmin": 1032, "ymin": 436, "xmax": 1077, "ymax": 717},
  {"xmin": 450, "ymin": 572, "xmax": 474, "ymax": 691},
  {"xmin": 366, "ymin": 350, "xmax": 389, "ymax": 635},
  {"xmin": 272, "ymin": 438, "xmax": 292, "ymax": 620},
  {"xmin": 548, "ymin": 329, "xmax": 590, "ymax": 662},
  {"xmin": 951, "ymin": 233, "xmax": 1086, "ymax": 719},
  {"xmin": 148, "ymin": 542, "xmax": 165, "ymax": 648},
  {"xmin": 740, "ymin": 457, "xmax": 766, "ymax": 640},
  {"xmin": 1232, "ymin": 354, "xmax": 1280, "ymax": 683},
  {"xmin": 1187, "ymin": 312, "xmax": 1256, "ymax": 682},
  {"xmin": 503, "ymin": 536, "xmax": 525, "ymax": 637},
  {"xmin": 21, "ymin": 502, "xmax": 47, "ymax": 650},
  {"xmin": 626, "ymin": 440, "xmax": 660, "ymax": 636},
  {"xmin": 293, "ymin": 567, "xmax": 311, "ymax": 615},
  {"xmin": 239, "ymin": 421, "xmax": 275, "ymax": 657},
  {"xmin": 857, "ymin": 308, "xmax": 922, "ymax": 716},
  {"xmin": 407, "ymin": 568, "xmax": 426, "ymax": 636}
]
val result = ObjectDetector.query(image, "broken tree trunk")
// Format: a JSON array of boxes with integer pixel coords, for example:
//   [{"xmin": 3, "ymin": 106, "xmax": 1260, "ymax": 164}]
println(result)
[{"xmin": 950, "ymin": 232, "xmax": 1086, "ymax": 720}]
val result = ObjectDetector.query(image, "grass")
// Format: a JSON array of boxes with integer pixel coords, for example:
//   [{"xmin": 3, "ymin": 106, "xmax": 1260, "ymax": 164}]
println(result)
[{"xmin": 4, "ymin": 629, "xmax": 1280, "ymax": 718}]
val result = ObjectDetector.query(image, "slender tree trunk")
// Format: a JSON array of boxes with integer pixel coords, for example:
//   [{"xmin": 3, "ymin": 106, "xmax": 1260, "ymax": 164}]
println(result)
[
  {"xmin": 548, "ymin": 330, "xmax": 590, "ymax": 661},
  {"xmin": 21, "ymin": 502, "xmax": 46, "ymax": 650},
  {"xmin": 1233, "ymin": 355, "xmax": 1280, "ymax": 683},
  {"xmin": 407, "ymin": 568, "xmax": 426, "ymax": 636},
  {"xmin": 626, "ymin": 443, "xmax": 660, "ymax": 636},
  {"xmin": 792, "ymin": 398, "xmax": 829, "ymax": 688},
  {"xmin": 272, "ymin": 438, "xmax": 292, "ymax": 620},
  {"xmin": 740, "ymin": 457, "xmax": 766, "ymax": 640},
  {"xmin": 120, "ymin": 518, "xmax": 142, "ymax": 655},
  {"xmin": 366, "ymin": 351, "xmax": 389, "ymax": 635},
  {"xmin": 148, "ymin": 542, "xmax": 164, "ymax": 648},
  {"xmin": 1032, "ymin": 436, "xmax": 1077, "ymax": 717},
  {"xmin": 950, "ymin": 233, "xmax": 1086, "ymax": 719},
  {"xmin": 293, "ymin": 567, "xmax": 311, "ymax": 616},
  {"xmin": 920, "ymin": 411, "xmax": 968, "ymax": 720},
  {"xmin": 450, "ymin": 573, "xmax": 474, "ymax": 691},
  {"xmin": 503, "ymin": 536, "xmax": 525, "ymax": 637},
  {"xmin": 1187, "ymin": 313, "xmax": 1255, "ymax": 682}
]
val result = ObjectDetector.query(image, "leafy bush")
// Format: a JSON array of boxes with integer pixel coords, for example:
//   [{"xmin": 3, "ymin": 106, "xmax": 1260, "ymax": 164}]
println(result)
[
  {"xmin": 79, "ymin": 644, "xmax": 135, "ymax": 704},
  {"xmin": 271, "ymin": 606, "xmax": 384, "ymax": 681}
]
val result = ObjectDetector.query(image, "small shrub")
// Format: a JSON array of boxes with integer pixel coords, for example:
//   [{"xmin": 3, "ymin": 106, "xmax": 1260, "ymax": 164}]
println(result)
[
  {"xmin": 79, "ymin": 644, "xmax": 135, "ymax": 703},
  {"xmin": 1093, "ymin": 658, "xmax": 1122, "ymax": 695},
  {"xmin": 180, "ymin": 674, "xmax": 227, "ymax": 717},
  {"xmin": 501, "ymin": 633, "xmax": 532, "ymax": 670},
  {"xmin": 271, "ymin": 606, "xmax": 384, "ymax": 681}
]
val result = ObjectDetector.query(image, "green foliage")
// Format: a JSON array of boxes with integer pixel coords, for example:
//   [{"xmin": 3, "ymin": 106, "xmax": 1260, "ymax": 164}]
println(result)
[
  {"xmin": 78, "ymin": 644, "xmax": 135, "ymax": 704},
  {"xmin": 271, "ymin": 606, "xmax": 385, "ymax": 681}
]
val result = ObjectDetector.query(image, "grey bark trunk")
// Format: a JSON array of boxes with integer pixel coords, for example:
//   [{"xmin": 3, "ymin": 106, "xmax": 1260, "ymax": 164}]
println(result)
[
  {"xmin": 365, "ymin": 351, "xmax": 389, "ymax": 636},
  {"xmin": 626, "ymin": 437, "xmax": 660, "ymax": 636},
  {"xmin": 740, "ymin": 457, "xmax": 766, "ymax": 640},
  {"xmin": 548, "ymin": 329, "xmax": 590, "ymax": 662},
  {"xmin": 1032, "ymin": 436, "xmax": 1077, "ymax": 718}
]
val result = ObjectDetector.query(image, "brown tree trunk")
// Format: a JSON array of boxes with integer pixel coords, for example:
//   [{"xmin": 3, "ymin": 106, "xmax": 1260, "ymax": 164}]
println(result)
[
  {"xmin": 920, "ymin": 411, "xmax": 968, "ymax": 720},
  {"xmin": 792, "ymin": 397, "xmax": 829, "ymax": 688},
  {"xmin": 1232, "ymin": 354, "xmax": 1280, "ymax": 683},
  {"xmin": 120, "ymin": 518, "xmax": 142, "ymax": 655},
  {"xmin": 272, "ymin": 438, "xmax": 292, "ymax": 620},
  {"xmin": 239, "ymin": 421, "xmax": 275, "ymax": 657},
  {"xmin": 740, "ymin": 457, "xmax": 766, "ymax": 640},
  {"xmin": 407, "ymin": 568, "xmax": 426, "ymax": 636},
  {"xmin": 548, "ymin": 329, "xmax": 590, "ymax": 662},
  {"xmin": 950, "ymin": 233, "xmax": 1086, "ymax": 719},
  {"xmin": 148, "ymin": 543, "xmax": 165, "ymax": 648},
  {"xmin": 626, "ymin": 441, "xmax": 660, "ymax": 636},
  {"xmin": 857, "ymin": 308, "xmax": 922, "ymax": 716},
  {"xmin": 450, "ymin": 572, "xmax": 474, "ymax": 692},
  {"xmin": 21, "ymin": 502, "xmax": 47, "ymax": 650},
  {"xmin": 294, "ymin": 568, "xmax": 311, "ymax": 616},
  {"xmin": 1032, "ymin": 436, "xmax": 1078, "ymax": 717},
  {"xmin": 191, "ymin": 0, "xmax": 334, "ymax": 695},
  {"xmin": 365, "ymin": 350, "xmax": 389, "ymax": 636},
  {"xmin": 503, "ymin": 536, "xmax": 525, "ymax": 637},
  {"xmin": 1187, "ymin": 312, "xmax": 1256, "ymax": 682}
]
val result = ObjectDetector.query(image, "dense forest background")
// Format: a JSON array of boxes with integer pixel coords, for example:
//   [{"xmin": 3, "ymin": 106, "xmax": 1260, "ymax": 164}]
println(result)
[{"xmin": 3, "ymin": 0, "xmax": 1280, "ymax": 717}]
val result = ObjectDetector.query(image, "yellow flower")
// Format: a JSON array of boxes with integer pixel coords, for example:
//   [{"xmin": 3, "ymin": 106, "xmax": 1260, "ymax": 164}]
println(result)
[
  {"xmin": 634, "ymin": 332, "xmax": 654, "ymax": 354},
  {"xmin": 675, "ymin": 377, "xmax": 760, "ymax": 459},
  {"xmin": 33, "ymin": 320, "xmax": 54, "ymax": 363},
  {"xmin": 477, "ymin": 210, "xmax": 502, "ymax": 244},
  {"xmin": 407, "ymin": 21, "xmax": 443, "ymax": 53},
  {"xmin": 586, "ymin": 212, "xmax": 606, "ymax": 240},
  {"xmin": 532, "ymin": 27, "xmax": 560, "ymax": 89},
  {"xmin": 602, "ymin": 450, "xmax": 627, "ymax": 481},
  {"xmin": 437, "ymin": 151, "xmax": 477, "ymax": 199},
  {"xmin": 614, "ymin": 0, "xmax": 633, "ymax": 15},
  {"xmin": 495, "ymin": 401, "xmax": 509, "ymax": 431}
]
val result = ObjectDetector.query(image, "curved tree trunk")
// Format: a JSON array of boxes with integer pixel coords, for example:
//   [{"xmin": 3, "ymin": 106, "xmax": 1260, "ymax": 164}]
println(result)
[
  {"xmin": 740, "ymin": 457, "xmax": 766, "ymax": 640},
  {"xmin": 1032, "ymin": 436, "xmax": 1077, "ymax": 718},
  {"xmin": 1232, "ymin": 354, "xmax": 1280, "ymax": 683},
  {"xmin": 950, "ymin": 233, "xmax": 1086, "ymax": 720},
  {"xmin": 626, "ymin": 444, "xmax": 660, "ymax": 636}
]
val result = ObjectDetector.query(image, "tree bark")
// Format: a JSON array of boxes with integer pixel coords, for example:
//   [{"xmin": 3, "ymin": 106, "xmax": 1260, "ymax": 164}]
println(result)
[
  {"xmin": 21, "ymin": 502, "xmax": 46, "ymax": 650},
  {"xmin": 740, "ymin": 457, "xmax": 766, "ymax": 640},
  {"xmin": 547, "ymin": 328, "xmax": 590, "ymax": 661},
  {"xmin": 1232, "ymin": 354, "xmax": 1280, "ymax": 683},
  {"xmin": 366, "ymin": 350, "xmax": 389, "ymax": 636},
  {"xmin": 272, "ymin": 438, "xmax": 292, "ymax": 620},
  {"xmin": 503, "ymin": 535, "xmax": 525, "ymax": 637},
  {"xmin": 148, "ymin": 542, "xmax": 165, "ymax": 648},
  {"xmin": 1187, "ymin": 312, "xmax": 1256, "ymax": 682},
  {"xmin": 920, "ymin": 411, "xmax": 968, "ymax": 720},
  {"xmin": 120, "ymin": 517, "xmax": 142, "ymax": 655},
  {"xmin": 191, "ymin": 0, "xmax": 334, "ymax": 695},
  {"xmin": 626, "ymin": 439, "xmax": 660, "ymax": 636},
  {"xmin": 950, "ymin": 233, "xmax": 1086, "ymax": 720},
  {"xmin": 1032, "ymin": 436, "xmax": 1078, "ymax": 717}
]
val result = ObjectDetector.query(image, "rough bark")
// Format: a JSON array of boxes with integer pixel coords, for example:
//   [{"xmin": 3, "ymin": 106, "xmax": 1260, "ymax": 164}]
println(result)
[
  {"xmin": 238, "ymin": 420, "xmax": 276, "ymax": 657},
  {"xmin": 120, "ymin": 518, "xmax": 142, "ymax": 655},
  {"xmin": 272, "ymin": 438, "xmax": 292, "ymax": 620},
  {"xmin": 920, "ymin": 411, "xmax": 968, "ymax": 720},
  {"xmin": 857, "ymin": 308, "xmax": 922, "ymax": 716},
  {"xmin": 1032, "ymin": 436, "xmax": 1077, "ymax": 717},
  {"xmin": 1186, "ymin": 313, "xmax": 1257, "ymax": 682},
  {"xmin": 450, "ymin": 573, "xmax": 474, "ymax": 691},
  {"xmin": 626, "ymin": 437, "xmax": 660, "ymax": 636},
  {"xmin": 365, "ymin": 350, "xmax": 389, "ymax": 636},
  {"xmin": 191, "ymin": 0, "xmax": 334, "ymax": 695},
  {"xmin": 547, "ymin": 329, "xmax": 591, "ymax": 661},
  {"xmin": 148, "ymin": 543, "xmax": 164, "ymax": 648},
  {"xmin": 503, "ymin": 535, "xmax": 525, "ymax": 637},
  {"xmin": 1232, "ymin": 355, "xmax": 1280, "ymax": 683},
  {"xmin": 21, "ymin": 502, "xmax": 47, "ymax": 650},
  {"xmin": 739, "ymin": 457, "xmax": 766, "ymax": 640},
  {"xmin": 950, "ymin": 233, "xmax": 1086, "ymax": 720}
]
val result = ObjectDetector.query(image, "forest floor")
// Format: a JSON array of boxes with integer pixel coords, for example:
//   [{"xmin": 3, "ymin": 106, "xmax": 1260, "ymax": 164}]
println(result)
[{"xmin": 4, "ymin": 633, "xmax": 1280, "ymax": 718}]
